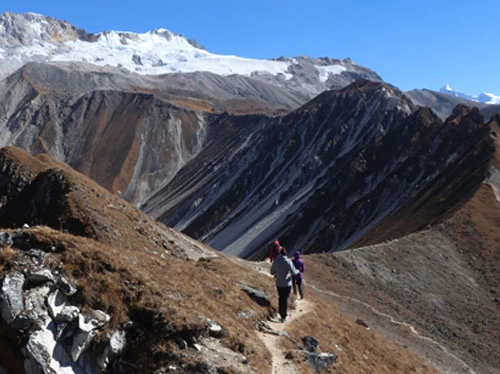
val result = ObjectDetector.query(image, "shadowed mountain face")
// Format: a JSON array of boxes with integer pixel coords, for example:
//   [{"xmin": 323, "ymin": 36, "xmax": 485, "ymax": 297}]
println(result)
[
  {"xmin": 143, "ymin": 80, "xmax": 495, "ymax": 258},
  {"xmin": 0, "ymin": 12, "xmax": 383, "ymax": 212}
]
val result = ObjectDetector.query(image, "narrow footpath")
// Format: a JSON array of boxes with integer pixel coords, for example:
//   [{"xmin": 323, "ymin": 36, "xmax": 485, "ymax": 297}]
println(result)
[{"xmin": 257, "ymin": 298, "xmax": 313, "ymax": 374}]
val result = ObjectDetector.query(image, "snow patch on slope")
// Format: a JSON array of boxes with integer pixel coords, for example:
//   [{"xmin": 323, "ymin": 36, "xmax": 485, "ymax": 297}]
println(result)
[{"xmin": 317, "ymin": 65, "xmax": 347, "ymax": 83}]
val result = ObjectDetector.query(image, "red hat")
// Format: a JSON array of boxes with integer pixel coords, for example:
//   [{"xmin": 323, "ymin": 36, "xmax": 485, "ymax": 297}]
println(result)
[{"xmin": 273, "ymin": 240, "xmax": 280, "ymax": 246}]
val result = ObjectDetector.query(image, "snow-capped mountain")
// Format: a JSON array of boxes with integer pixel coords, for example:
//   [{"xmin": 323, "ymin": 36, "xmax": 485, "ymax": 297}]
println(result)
[
  {"xmin": 440, "ymin": 84, "xmax": 500, "ymax": 105},
  {"xmin": 0, "ymin": 12, "xmax": 380, "ymax": 96}
]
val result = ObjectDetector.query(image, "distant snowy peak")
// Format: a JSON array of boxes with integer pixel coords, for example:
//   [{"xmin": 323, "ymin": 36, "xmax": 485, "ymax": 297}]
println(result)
[
  {"xmin": 440, "ymin": 85, "xmax": 500, "ymax": 105},
  {"xmin": 477, "ymin": 92, "xmax": 500, "ymax": 105},
  {"xmin": 0, "ymin": 11, "xmax": 378, "ymax": 93}
]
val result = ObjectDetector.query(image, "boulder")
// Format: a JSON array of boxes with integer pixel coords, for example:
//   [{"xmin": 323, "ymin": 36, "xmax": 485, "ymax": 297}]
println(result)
[
  {"xmin": 238, "ymin": 283, "xmax": 271, "ymax": 307},
  {"xmin": 47, "ymin": 289, "xmax": 69, "ymax": 320},
  {"xmin": 356, "ymin": 319, "xmax": 369, "ymax": 329},
  {"xmin": 23, "ymin": 312, "xmax": 81, "ymax": 374},
  {"xmin": 304, "ymin": 352, "xmax": 338, "ymax": 372},
  {"xmin": 71, "ymin": 310, "xmax": 111, "ymax": 362},
  {"xmin": 0, "ymin": 231, "xmax": 13, "ymax": 247},
  {"xmin": 72, "ymin": 326, "xmax": 98, "ymax": 362},
  {"xmin": 98, "ymin": 331, "xmax": 126, "ymax": 370},
  {"xmin": 301, "ymin": 335, "xmax": 320, "ymax": 353},
  {"xmin": 26, "ymin": 269, "xmax": 55, "ymax": 287},
  {"xmin": 84, "ymin": 309, "xmax": 111, "ymax": 329},
  {"xmin": 57, "ymin": 276, "xmax": 77, "ymax": 296},
  {"xmin": 207, "ymin": 320, "xmax": 223, "ymax": 338},
  {"xmin": 0, "ymin": 272, "xmax": 25, "ymax": 324}
]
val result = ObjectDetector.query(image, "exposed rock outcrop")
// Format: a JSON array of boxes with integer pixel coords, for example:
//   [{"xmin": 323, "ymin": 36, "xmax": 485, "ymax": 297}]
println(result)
[
  {"xmin": 0, "ymin": 232, "xmax": 122, "ymax": 373},
  {"xmin": 0, "ymin": 271, "xmax": 24, "ymax": 324}
]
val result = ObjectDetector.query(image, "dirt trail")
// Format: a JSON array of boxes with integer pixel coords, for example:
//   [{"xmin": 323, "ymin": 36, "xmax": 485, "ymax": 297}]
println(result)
[{"xmin": 257, "ymin": 298, "xmax": 314, "ymax": 374}]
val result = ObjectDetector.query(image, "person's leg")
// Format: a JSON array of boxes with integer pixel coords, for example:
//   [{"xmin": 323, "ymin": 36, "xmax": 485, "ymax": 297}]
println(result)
[
  {"xmin": 292, "ymin": 277, "xmax": 297, "ymax": 296},
  {"xmin": 277, "ymin": 287, "xmax": 286, "ymax": 320},
  {"xmin": 297, "ymin": 277, "xmax": 304, "ymax": 299},
  {"xmin": 277, "ymin": 286, "xmax": 291, "ymax": 322}
]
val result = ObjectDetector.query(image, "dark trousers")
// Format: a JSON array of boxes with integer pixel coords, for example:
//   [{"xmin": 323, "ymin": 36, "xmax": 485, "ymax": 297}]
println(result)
[
  {"xmin": 277, "ymin": 286, "xmax": 291, "ymax": 321},
  {"xmin": 293, "ymin": 277, "xmax": 304, "ymax": 299}
]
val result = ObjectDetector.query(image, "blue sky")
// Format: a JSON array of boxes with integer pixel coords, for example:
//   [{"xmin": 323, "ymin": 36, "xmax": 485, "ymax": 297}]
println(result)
[{"xmin": 3, "ymin": 0, "xmax": 499, "ymax": 95}]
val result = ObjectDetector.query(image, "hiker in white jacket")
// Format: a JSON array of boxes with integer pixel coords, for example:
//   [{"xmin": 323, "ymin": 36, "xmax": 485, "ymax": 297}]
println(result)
[{"xmin": 270, "ymin": 247, "xmax": 299, "ymax": 322}]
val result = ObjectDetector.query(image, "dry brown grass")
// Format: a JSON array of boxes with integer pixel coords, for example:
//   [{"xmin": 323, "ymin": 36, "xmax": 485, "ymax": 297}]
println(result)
[
  {"xmin": 0, "ymin": 246, "xmax": 17, "ymax": 267},
  {"xmin": 284, "ymin": 299, "xmax": 436, "ymax": 373}
]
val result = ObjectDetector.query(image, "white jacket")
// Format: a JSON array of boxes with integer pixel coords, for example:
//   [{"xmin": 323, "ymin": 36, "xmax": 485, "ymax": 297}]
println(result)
[{"xmin": 270, "ymin": 254, "xmax": 299, "ymax": 288}]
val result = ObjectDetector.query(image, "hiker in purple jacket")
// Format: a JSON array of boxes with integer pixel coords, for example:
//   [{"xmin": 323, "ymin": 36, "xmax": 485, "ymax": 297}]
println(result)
[{"xmin": 292, "ymin": 251, "xmax": 305, "ymax": 299}]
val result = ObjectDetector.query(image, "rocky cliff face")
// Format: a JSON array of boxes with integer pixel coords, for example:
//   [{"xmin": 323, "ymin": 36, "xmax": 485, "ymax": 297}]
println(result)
[
  {"xmin": 0, "ymin": 63, "xmax": 212, "ymax": 206},
  {"xmin": 143, "ymin": 80, "xmax": 495, "ymax": 258},
  {"xmin": 0, "ymin": 12, "xmax": 92, "ymax": 46}
]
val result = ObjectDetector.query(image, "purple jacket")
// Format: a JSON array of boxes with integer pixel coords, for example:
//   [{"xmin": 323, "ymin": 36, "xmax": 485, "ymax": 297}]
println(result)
[{"xmin": 292, "ymin": 252, "xmax": 305, "ymax": 279}]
